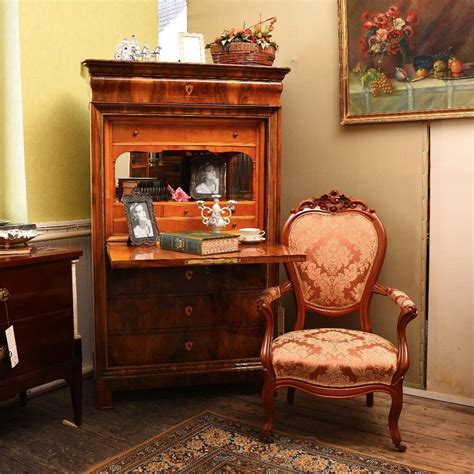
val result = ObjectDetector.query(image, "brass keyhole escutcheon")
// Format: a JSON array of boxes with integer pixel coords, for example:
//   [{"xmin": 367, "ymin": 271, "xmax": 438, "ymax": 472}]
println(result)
[
  {"xmin": 132, "ymin": 130, "xmax": 139, "ymax": 137},
  {"xmin": 185, "ymin": 306, "xmax": 193, "ymax": 316},
  {"xmin": 185, "ymin": 84, "xmax": 194, "ymax": 95},
  {"xmin": 0, "ymin": 288, "xmax": 11, "ymax": 301},
  {"xmin": 185, "ymin": 270, "xmax": 193, "ymax": 280},
  {"xmin": 184, "ymin": 341, "xmax": 193, "ymax": 351}
]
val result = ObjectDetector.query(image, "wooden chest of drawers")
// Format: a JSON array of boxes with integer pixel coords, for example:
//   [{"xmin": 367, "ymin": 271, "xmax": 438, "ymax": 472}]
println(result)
[
  {"xmin": 82, "ymin": 61, "xmax": 301, "ymax": 408},
  {"xmin": 0, "ymin": 249, "xmax": 82, "ymax": 424},
  {"xmin": 105, "ymin": 265, "xmax": 265, "ymax": 368}
]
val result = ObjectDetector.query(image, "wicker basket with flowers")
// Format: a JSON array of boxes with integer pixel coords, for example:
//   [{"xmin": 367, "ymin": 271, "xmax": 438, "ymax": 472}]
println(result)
[{"xmin": 207, "ymin": 16, "xmax": 278, "ymax": 66}]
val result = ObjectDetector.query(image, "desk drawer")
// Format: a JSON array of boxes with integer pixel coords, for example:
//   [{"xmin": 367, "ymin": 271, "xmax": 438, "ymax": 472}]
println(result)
[
  {"xmin": 0, "ymin": 262, "xmax": 72, "ymax": 323},
  {"xmin": 112, "ymin": 122, "xmax": 257, "ymax": 146},
  {"xmin": 0, "ymin": 310, "xmax": 73, "ymax": 379},
  {"xmin": 160, "ymin": 201, "xmax": 256, "ymax": 218},
  {"xmin": 107, "ymin": 323, "xmax": 264, "ymax": 367},
  {"xmin": 112, "ymin": 216, "xmax": 257, "ymax": 234},
  {"xmin": 107, "ymin": 265, "xmax": 266, "ymax": 296},
  {"xmin": 107, "ymin": 291, "xmax": 263, "ymax": 332}
]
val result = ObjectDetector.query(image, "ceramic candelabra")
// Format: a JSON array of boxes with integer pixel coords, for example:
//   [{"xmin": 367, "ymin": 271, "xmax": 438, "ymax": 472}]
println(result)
[{"xmin": 197, "ymin": 195, "xmax": 237, "ymax": 232}]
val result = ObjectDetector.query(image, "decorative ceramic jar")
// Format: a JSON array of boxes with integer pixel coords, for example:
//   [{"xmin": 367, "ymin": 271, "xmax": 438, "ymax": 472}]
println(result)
[{"xmin": 371, "ymin": 53, "xmax": 403, "ymax": 78}]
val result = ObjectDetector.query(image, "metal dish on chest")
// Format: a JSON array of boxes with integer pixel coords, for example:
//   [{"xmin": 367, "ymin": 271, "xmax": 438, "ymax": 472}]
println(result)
[{"xmin": 0, "ymin": 224, "xmax": 40, "ymax": 248}]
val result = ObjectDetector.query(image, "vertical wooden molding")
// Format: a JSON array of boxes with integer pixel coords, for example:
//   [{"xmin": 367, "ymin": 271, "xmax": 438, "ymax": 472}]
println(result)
[{"xmin": 72, "ymin": 259, "xmax": 80, "ymax": 338}]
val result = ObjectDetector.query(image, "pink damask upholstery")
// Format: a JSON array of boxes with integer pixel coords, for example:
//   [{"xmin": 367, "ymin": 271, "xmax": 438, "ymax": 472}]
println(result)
[
  {"xmin": 288, "ymin": 213, "xmax": 378, "ymax": 310},
  {"xmin": 272, "ymin": 328, "xmax": 397, "ymax": 387}
]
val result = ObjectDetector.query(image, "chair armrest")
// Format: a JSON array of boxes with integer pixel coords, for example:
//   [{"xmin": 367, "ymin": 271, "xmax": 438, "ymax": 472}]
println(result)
[
  {"xmin": 373, "ymin": 282, "xmax": 418, "ymax": 383},
  {"xmin": 387, "ymin": 288, "xmax": 417, "ymax": 315},
  {"xmin": 256, "ymin": 281, "xmax": 294, "ymax": 372}
]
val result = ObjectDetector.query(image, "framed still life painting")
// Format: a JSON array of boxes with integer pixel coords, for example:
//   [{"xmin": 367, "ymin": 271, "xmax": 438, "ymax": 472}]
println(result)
[{"xmin": 338, "ymin": 0, "xmax": 474, "ymax": 124}]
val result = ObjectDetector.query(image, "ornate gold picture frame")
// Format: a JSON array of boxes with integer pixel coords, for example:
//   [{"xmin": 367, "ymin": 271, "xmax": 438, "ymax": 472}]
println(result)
[{"xmin": 338, "ymin": 0, "xmax": 474, "ymax": 124}]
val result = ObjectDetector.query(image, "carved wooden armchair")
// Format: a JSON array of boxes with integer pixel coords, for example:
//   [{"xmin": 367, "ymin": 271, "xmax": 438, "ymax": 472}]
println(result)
[{"xmin": 257, "ymin": 191, "xmax": 418, "ymax": 452}]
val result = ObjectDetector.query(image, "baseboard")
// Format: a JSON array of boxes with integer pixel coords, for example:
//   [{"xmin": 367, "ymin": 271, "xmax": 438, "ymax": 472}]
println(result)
[
  {"xmin": 404, "ymin": 386, "xmax": 474, "ymax": 407},
  {"xmin": 27, "ymin": 365, "xmax": 94, "ymax": 398}
]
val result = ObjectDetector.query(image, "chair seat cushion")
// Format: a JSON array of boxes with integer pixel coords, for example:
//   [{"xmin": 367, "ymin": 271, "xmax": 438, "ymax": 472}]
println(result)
[{"xmin": 272, "ymin": 328, "xmax": 398, "ymax": 388}]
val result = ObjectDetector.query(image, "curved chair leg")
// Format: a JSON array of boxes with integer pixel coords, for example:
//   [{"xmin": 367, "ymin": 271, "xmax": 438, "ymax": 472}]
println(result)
[
  {"xmin": 261, "ymin": 377, "xmax": 275, "ymax": 440},
  {"xmin": 366, "ymin": 392, "xmax": 374, "ymax": 407},
  {"xmin": 287, "ymin": 387, "xmax": 295, "ymax": 405},
  {"xmin": 389, "ymin": 382, "xmax": 406, "ymax": 452}
]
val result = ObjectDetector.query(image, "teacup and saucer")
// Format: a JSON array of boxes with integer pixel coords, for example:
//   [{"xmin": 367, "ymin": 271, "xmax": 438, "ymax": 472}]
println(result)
[{"xmin": 238, "ymin": 228, "xmax": 266, "ymax": 243}]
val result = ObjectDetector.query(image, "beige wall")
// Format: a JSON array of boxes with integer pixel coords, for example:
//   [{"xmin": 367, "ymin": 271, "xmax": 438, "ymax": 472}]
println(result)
[
  {"xmin": 189, "ymin": 0, "xmax": 427, "ymax": 387},
  {"xmin": 16, "ymin": 0, "xmax": 158, "ymax": 222}
]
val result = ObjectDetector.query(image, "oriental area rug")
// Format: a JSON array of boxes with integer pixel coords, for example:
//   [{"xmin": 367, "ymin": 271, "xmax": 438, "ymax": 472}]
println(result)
[{"xmin": 87, "ymin": 411, "xmax": 424, "ymax": 473}]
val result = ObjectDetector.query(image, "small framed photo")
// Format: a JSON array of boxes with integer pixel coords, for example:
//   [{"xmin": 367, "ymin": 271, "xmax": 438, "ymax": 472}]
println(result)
[
  {"xmin": 122, "ymin": 194, "xmax": 159, "ymax": 246},
  {"xmin": 190, "ymin": 156, "xmax": 226, "ymax": 200},
  {"xmin": 178, "ymin": 32, "xmax": 205, "ymax": 63}
]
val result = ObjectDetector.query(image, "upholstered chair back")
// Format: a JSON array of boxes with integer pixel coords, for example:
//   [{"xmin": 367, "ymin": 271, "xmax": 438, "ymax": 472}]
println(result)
[{"xmin": 281, "ymin": 192, "xmax": 386, "ymax": 321}]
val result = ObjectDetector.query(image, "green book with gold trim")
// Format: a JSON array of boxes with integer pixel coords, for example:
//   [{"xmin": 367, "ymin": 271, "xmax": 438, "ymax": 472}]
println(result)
[{"xmin": 159, "ymin": 231, "xmax": 239, "ymax": 256}]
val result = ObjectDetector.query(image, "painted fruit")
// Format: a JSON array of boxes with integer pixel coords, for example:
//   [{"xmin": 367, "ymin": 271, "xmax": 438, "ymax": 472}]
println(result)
[
  {"xmin": 433, "ymin": 59, "xmax": 447, "ymax": 72},
  {"xmin": 449, "ymin": 59, "xmax": 463, "ymax": 74},
  {"xmin": 416, "ymin": 68, "xmax": 428, "ymax": 78}
]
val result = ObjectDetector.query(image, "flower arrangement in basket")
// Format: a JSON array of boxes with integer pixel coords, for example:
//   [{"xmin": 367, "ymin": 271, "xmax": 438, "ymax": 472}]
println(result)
[{"xmin": 206, "ymin": 16, "xmax": 278, "ymax": 66}]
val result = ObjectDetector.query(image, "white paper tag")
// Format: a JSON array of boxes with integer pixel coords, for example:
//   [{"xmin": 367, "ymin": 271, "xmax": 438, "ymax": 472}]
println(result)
[{"xmin": 5, "ymin": 325, "xmax": 19, "ymax": 368}]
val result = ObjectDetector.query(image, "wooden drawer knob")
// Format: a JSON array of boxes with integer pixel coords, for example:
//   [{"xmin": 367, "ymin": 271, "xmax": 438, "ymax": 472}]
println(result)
[
  {"xmin": 185, "ymin": 270, "xmax": 193, "ymax": 280},
  {"xmin": 183, "ymin": 208, "xmax": 189, "ymax": 215},
  {"xmin": 232, "ymin": 223, "xmax": 237, "ymax": 228},
  {"xmin": 184, "ymin": 306, "xmax": 193, "ymax": 316},
  {"xmin": 184, "ymin": 341, "xmax": 193, "ymax": 351},
  {"xmin": 0, "ymin": 288, "xmax": 11, "ymax": 301},
  {"xmin": 233, "ymin": 132, "xmax": 239, "ymax": 138},
  {"xmin": 132, "ymin": 130, "xmax": 139, "ymax": 137},
  {"xmin": 0, "ymin": 345, "xmax": 10, "ymax": 360}
]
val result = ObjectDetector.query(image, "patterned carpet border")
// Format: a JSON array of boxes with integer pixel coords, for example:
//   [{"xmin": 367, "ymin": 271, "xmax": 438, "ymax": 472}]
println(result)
[{"xmin": 86, "ymin": 411, "xmax": 428, "ymax": 473}]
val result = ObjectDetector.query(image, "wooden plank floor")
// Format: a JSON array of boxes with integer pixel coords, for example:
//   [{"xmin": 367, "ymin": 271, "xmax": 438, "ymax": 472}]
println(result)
[{"xmin": 0, "ymin": 378, "xmax": 472, "ymax": 472}]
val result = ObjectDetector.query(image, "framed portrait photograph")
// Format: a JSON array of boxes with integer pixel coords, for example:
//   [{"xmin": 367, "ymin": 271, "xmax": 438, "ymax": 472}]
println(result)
[
  {"xmin": 338, "ymin": 0, "xmax": 474, "ymax": 124},
  {"xmin": 178, "ymin": 32, "xmax": 205, "ymax": 63},
  {"xmin": 190, "ymin": 157, "xmax": 226, "ymax": 200},
  {"xmin": 122, "ymin": 194, "xmax": 159, "ymax": 246}
]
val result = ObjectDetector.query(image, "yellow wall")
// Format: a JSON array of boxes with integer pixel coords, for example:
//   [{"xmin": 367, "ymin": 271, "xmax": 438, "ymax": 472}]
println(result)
[
  {"xmin": 18, "ymin": 0, "xmax": 158, "ymax": 222},
  {"xmin": 0, "ymin": 3, "xmax": 5, "ymax": 217},
  {"xmin": 1, "ymin": 0, "xmax": 28, "ymax": 222},
  {"xmin": 189, "ymin": 0, "xmax": 427, "ymax": 387}
]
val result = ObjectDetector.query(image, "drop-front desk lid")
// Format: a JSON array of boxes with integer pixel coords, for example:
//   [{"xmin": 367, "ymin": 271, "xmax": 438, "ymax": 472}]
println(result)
[{"xmin": 107, "ymin": 242, "xmax": 305, "ymax": 269}]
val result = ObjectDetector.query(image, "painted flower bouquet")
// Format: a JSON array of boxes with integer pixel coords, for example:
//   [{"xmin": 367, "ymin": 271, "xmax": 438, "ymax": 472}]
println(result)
[
  {"xmin": 207, "ymin": 16, "xmax": 278, "ymax": 66},
  {"xmin": 359, "ymin": 5, "xmax": 417, "ymax": 75}
]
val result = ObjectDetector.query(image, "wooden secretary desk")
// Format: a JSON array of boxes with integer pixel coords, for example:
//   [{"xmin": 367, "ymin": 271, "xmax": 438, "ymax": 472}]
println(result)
[{"xmin": 82, "ymin": 60, "xmax": 303, "ymax": 409}]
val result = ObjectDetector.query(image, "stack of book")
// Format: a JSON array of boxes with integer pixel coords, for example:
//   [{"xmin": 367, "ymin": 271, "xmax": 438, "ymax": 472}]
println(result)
[
  {"xmin": 160, "ymin": 231, "xmax": 239, "ymax": 256},
  {"xmin": 0, "ymin": 245, "xmax": 33, "ymax": 257}
]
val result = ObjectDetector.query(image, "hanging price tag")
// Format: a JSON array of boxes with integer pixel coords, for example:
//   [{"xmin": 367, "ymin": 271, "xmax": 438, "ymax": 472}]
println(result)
[{"xmin": 5, "ymin": 325, "xmax": 19, "ymax": 368}]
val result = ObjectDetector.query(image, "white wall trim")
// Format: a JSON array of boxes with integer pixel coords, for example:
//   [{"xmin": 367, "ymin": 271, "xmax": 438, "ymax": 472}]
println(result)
[
  {"xmin": 35, "ymin": 219, "xmax": 91, "ymax": 241},
  {"xmin": 36, "ymin": 219, "xmax": 91, "ymax": 231},
  {"xmin": 27, "ymin": 365, "xmax": 94, "ymax": 398},
  {"xmin": 404, "ymin": 386, "xmax": 474, "ymax": 407}
]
